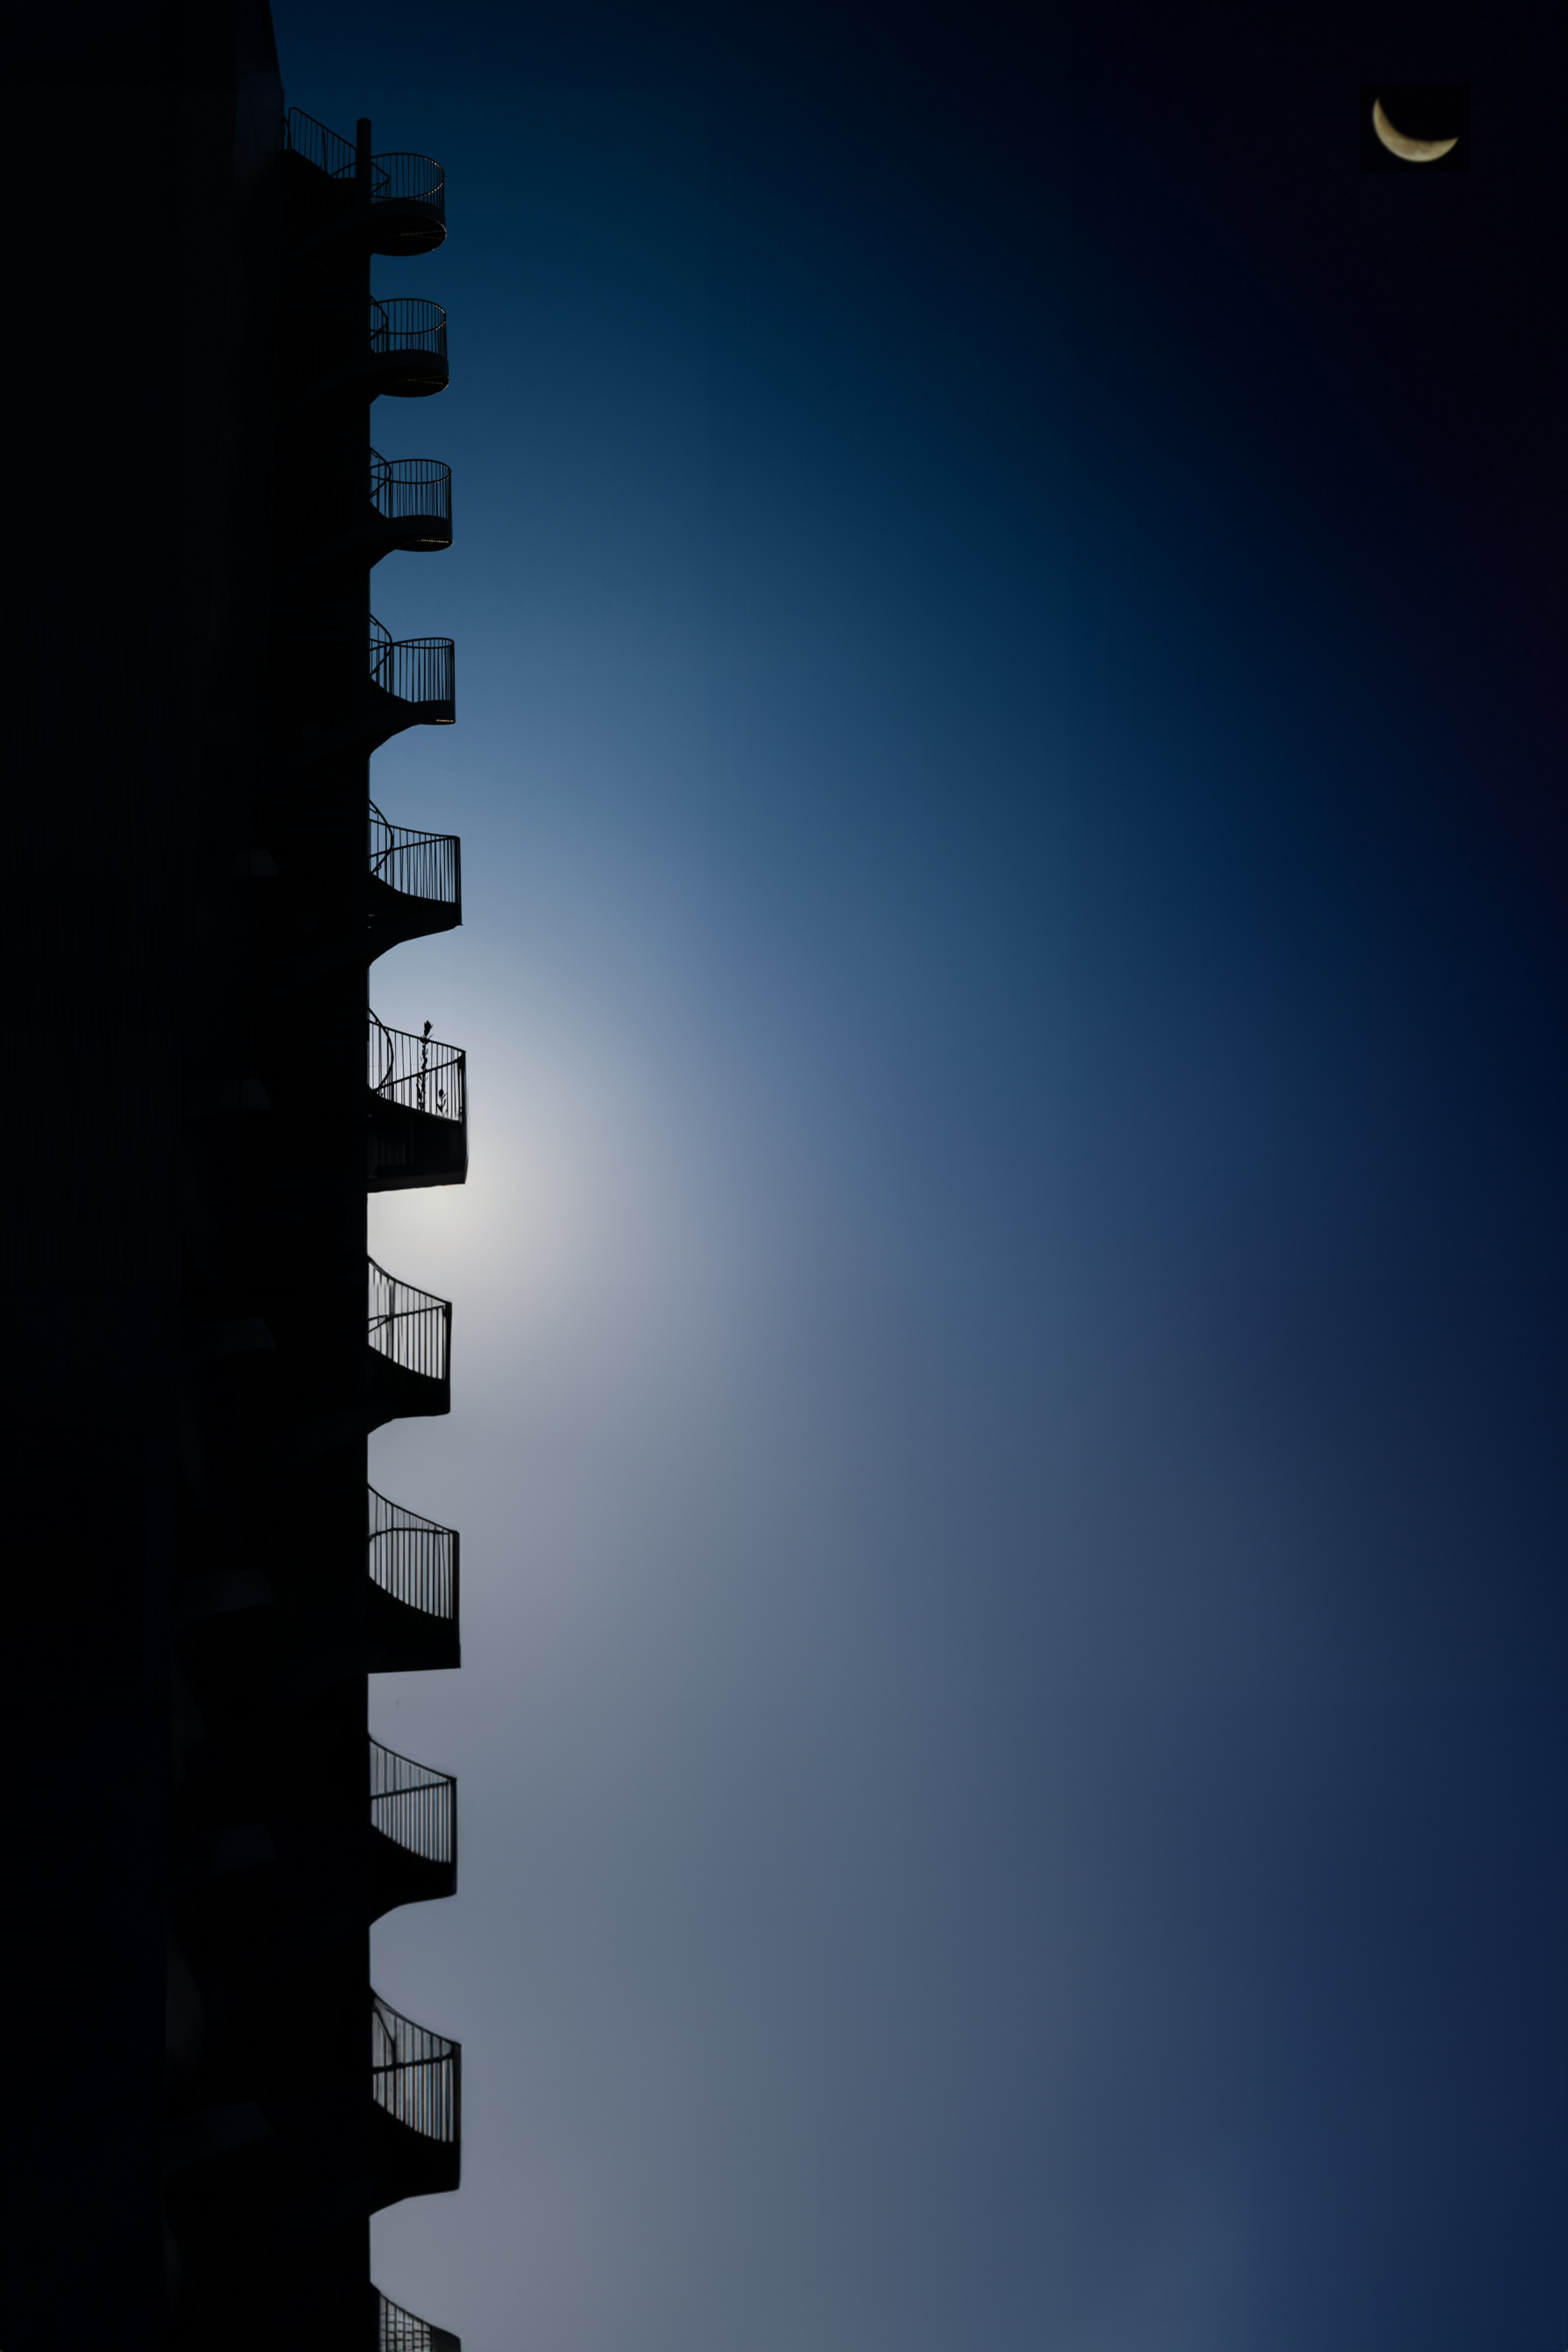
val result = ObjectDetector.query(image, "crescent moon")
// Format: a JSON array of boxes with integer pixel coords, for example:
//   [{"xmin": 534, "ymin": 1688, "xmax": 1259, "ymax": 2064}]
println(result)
[{"xmin": 1372, "ymin": 97, "xmax": 1458, "ymax": 163}]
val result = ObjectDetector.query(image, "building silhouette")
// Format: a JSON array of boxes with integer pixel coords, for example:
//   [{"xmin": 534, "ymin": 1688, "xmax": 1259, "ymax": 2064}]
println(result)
[{"xmin": 4, "ymin": 8, "xmax": 471, "ymax": 2347}]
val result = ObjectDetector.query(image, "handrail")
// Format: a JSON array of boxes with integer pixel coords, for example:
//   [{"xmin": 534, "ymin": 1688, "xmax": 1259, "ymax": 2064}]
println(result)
[
  {"xmin": 369, "ymin": 1011, "xmax": 465, "ymax": 1123},
  {"xmin": 286, "ymin": 109, "xmax": 446, "ymax": 218},
  {"xmin": 370, "ymin": 1737, "xmax": 456, "ymax": 1865},
  {"xmin": 371, "ymin": 296, "xmax": 447, "ymax": 363},
  {"xmin": 368, "ymin": 1256, "xmax": 450, "ymax": 1384},
  {"xmin": 372, "ymin": 1993, "xmax": 459, "ymax": 2143},
  {"xmin": 368, "ymin": 800, "xmax": 461, "ymax": 909},
  {"xmin": 370, "ymin": 450, "xmax": 452, "ymax": 526},
  {"xmin": 368, "ymin": 1484, "xmax": 458, "ymax": 1621},
  {"xmin": 369, "ymin": 617, "xmax": 454, "ymax": 713},
  {"xmin": 285, "ymin": 107, "xmax": 355, "ymax": 178},
  {"xmin": 370, "ymin": 151, "xmax": 447, "ymax": 211},
  {"xmin": 378, "ymin": 2290, "xmax": 460, "ymax": 2352}
]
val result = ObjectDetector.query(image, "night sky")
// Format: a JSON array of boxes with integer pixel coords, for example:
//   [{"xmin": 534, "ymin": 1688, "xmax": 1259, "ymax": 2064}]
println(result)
[{"xmin": 274, "ymin": 2, "xmax": 1568, "ymax": 2344}]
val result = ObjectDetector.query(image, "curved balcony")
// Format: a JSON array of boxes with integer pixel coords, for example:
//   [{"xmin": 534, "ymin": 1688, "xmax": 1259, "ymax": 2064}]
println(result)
[
  {"xmin": 369, "ymin": 617, "xmax": 455, "ymax": 746},
  {"xmin": 368, "ymin": 1256, "xmax": 450, "ymax": 1429},
  {"xmin": 368, "ymin": 1484, "xmax": 460, "ymax": 1671},
  {"xmin": 290, "ymin": 298, "xmax": 448, "ymax": 415},
  {"xmin": 368, "ymin": 799, "xmax": 462, "ymax": 959},
  {"xmin": 372, "ymin": 1993, "xmax": 460, "ymax": 2206},
  {"xmin": 371, "ymin": 1736, "xmax": 457, "ymax": 1916},
  {"xmin": 372, "ymin": 298, "xmax": 450, "ymax": 397},
  {"xmin": 372, "ymin": 453, "xmax": 452, "ymax": 551},
  {"xmin": 378, "ymin": 2289, "xmax": 461, "ymax": 2352},
  {"xmin": 285, "ymin": 108, "xmax": 447, "ymax": 256},
  {"xmin": 279, "ymin": 452, "xmax": 452, "ymax": 577},
  {"xmin": 286, "ymin": 626, "xmax": 452, "ymax": 768},
  {"xmin": 369, "ymin": 1011, "xmax": 467, "ymax": 1192}
]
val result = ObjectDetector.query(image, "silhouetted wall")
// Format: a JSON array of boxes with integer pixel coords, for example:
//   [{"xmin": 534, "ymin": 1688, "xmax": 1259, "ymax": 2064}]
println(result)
[{"xmin": 2, "ymin": 4, "xmax": 282, "ymax": 2345}]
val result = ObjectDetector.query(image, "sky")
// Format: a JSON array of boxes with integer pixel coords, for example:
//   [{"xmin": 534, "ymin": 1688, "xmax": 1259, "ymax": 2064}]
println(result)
[{"xmin": 272, "ymin": 3, "xmax": 1568, "ymax": 2345}]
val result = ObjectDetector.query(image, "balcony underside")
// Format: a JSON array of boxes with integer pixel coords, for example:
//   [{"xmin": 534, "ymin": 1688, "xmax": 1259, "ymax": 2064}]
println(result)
[
  {"xmin": 301, "ymin": 196, "xmax": 447, "ymax": 261},
  {"xmin": 370, "ymin": 2105, "xmax": 460, "ymax": 2211},
  {"xmin": 368, "ymin": 1093, "xmax": 468, "ymax": 1191},
  {"xmin": 292, "ymin": 348, "xmax": 449, "ymax": 419},
  {"xmin": 371, "ymin": 348, "xmax": 449, "ymax": 399},
  {"xmin": 300, "ymin": 684, "xmax": 453, "ymax": 768},
  {"xmin": 368, "ymin": 873, "xmax": 462, "ymax": 959},
  {"xmin": 370, "ymin": 199, "xmax": 447, "ymax": 256},
  {"xmin": 368, "ymin": 1579, "xmax": 460, "ymax": 1673},
  {"xmin": 371, "ymin": 1828, "xmax": 457, "ymax": 1921},
  {"xmin": 366, "ymin": 1352, "xmax": 450, "ymax": 1432},
  {"xmin": 292, "ymin": 508, "xmax": 452, "ymax": 582},
  {"xmin": 368, "ymin": 677, "xmax": 455, "ymax": 745}
]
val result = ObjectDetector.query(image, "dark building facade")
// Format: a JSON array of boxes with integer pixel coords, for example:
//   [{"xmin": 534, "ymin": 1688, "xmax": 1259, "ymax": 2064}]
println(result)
[{"xmin": 4, "ymin": 8, "xmax": 469, "ymax": 2348}]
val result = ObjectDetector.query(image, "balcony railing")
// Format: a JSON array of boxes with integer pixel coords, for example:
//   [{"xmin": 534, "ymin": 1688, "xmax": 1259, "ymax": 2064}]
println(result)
[
  {"xmin": 367, "ymin": 1010, "xmax": 467, "ymax": 1192},
  {"xmin": 368, "ymin": 1486, "xmax": 460, "ymax": 1671},
  {"xmin": 285, "ymin": 108, "xmax": 446, "ymax": 248},
  {"xmin": 368, "ymin": 1257, "xmax": 450, "ymax": 1384},
  {"xmin": 369, "ymin": 1484, "xmax": 459, "ymax": 1623},
  {"xmin": 372, "ymin": 451, "xmax": 452, "ymax": 543},
  {"xmin": 370, "ymin": 1013, "xmax": 465, "ymax": 1124},
  {"xmin": 368, "ymin": 800, "xmax": 461, "ymax": 909},
  {"xmin": 370, "ymin": 617, "xmax": 455, "ymax": 721},
  {"xmin": 371, "ymin": 1738, "xmax": 456, "ymax": 1868},
  {"xmin": 278, "ymin": 452, "xmax": 451, "ymax": 569},
  {"xmin": 378, "ymin": 2289, "xmax": 461, "ymax": 2352},
  {"xmin": 286, "ymin": 107, "xmax": 356, "ymax": 177},
  {"xmin": 368, "ymin": 151, "xmax": 446, "ymax": 212},
  {"xmin": 372, "ymin": 1994, "xmax": 460, "ymax": 2144},
  {"xmin": 288, "ymin": 296, "xmax": 448, "ymax": 410},
  {"xmin": 372, "ymin": 295, "xmax": 448, "ymax": 371}
]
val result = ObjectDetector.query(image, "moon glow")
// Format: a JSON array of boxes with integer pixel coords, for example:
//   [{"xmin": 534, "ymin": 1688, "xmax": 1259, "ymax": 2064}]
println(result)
[{"xmin": 1372, "ymin": 98, "xmax": 1458, "ymax": 163}]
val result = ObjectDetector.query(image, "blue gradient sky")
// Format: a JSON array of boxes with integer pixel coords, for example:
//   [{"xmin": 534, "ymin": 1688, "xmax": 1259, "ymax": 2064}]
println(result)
[{"xmin": 276, "ymin": 3, "xmax": 1568, "ymax": 2344}]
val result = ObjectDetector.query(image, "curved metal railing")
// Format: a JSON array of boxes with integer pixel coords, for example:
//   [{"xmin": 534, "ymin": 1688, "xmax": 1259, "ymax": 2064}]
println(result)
[
  {"xmin": 372, "ymin": 1993, "xmax": 459, "ymax": 2143},
  {"xmin": 277, "ymin": 451, "xmax": 449, "ymax": 559},
  {"xmin": 371, "ymin": 296, "xmax": 447, "ymax": 368},
  {"xmin": 370, "ymin": 151, "xmax": 447, "ymax": 214},
  {"xmin": 286, "ymin": 109, "xmax": 446, "ymax": 223},
  {"xmin": 368, "ymin": 1485, "xmax": 459, "ymax": 1623},
  {"xmin": 370, "ymin": 617, "xmax": 454, "ymax": 714},
  {"xmin": 369, "ymin": 1012, "xmax": 465, "ymax": 1124},
  {"xmin": 368, "ymin": 1257, "xmax": 450, "ymax": 1384},
  {"xmin": 370, "ymin": 451, "xmax": 452, "ymax": 529},
  {"xmin": 371, "ymin": 1738, "xmax": 456, "ymax": 1866},
  {"xmin": 368, "ymin": 801, "xmax": 461, "ymax": 911},
  {"xmin": 378, "ymin": 2290, "xmax": 460, "ymax": 2352}
]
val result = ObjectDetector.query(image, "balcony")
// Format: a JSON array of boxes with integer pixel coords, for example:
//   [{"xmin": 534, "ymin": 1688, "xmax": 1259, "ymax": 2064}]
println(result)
[
  {"xmin": 371, "ymin": 1736, "xmax": 457, "ymax": 1916},
  {"xmin": 368, "ymin": 799, "xmax": 462, "ymax": 959},
  {"xmin": 372, "ymin": 1993, "xmax": 460, "ymax": 2206},
  {"xmin": 290, "ymin": 297, "xmax": 448, "ymax": 415},
  {"xmin": 369, "ymin": 617, "xmax": 454, "ymax": 746},
  {"xmin": 369, "ymin": 1011, "xmax": 467, "ymax": 1192},
  {"xmin": 378, "ymin": 2289, "xmax": 461, "ymax": 2352},
  {"xmin": 285, "ymin": 107, "xmax": 447, "ymax": 255},
  {"xmin": 280, "ymin": 452, "xmax": 452, "ymax": 577},
  {"xmin": 287, "ymin": 625, "xmax": 452, "ymax": 768},
  {"xmin": 371, "ymin": 297, "xmax": 450, "ymax": 397},
  {"xmin": 367, "ymin": 1256, "xmax": 450, "ymax": 1429},
  {"xmin": 371, "ymin": 453, "xmax": 452, "ymax": 552},
  {"xmin": 368, "ymin": 1483, "xmax": 460, "ymax": 1672}
]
